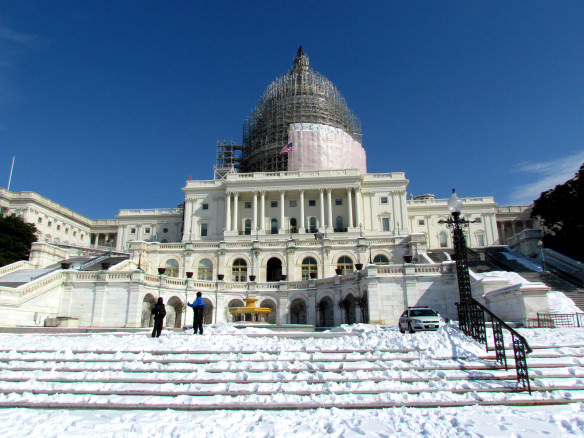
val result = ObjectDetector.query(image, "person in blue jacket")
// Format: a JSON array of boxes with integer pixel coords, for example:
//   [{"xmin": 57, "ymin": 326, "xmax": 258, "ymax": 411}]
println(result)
[{"xmin": 187, "ymin": 292, "xmax": 206, "ymax": 335}]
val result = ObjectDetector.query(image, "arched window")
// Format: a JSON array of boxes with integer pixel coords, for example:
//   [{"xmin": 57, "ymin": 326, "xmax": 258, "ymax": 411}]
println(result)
[
  {"xmin": 244, "ymin": 219, "xmax": 252, "ymax": 235},
  {"xmin": 373, "ymin": 254, "xmax": 389, "ymax": 265},
  {"xmin": 290, "ymin": 218, "xmax": 298, "ymax": 233},
  {"xmin": 271, "ymin": 218, "xmax": 278, "ymax": 234},
  {"xmin": 439, "ymin": 231, "xmax": 448, "ymax": 248},
  {"xmin": 309, "ymin": 217, "xmax": 317, "ymax": 233},
  {"xmin": 301, "ymin": 257, "xmax": 318, "ymax": 280},
  {"xmin": 165, "ymin": 259, "xmax": 179, "ymax": 277},
  {"xmin": 232, "ymin": 258, "xmax": 247, "ymax": 282},
  {"xmin": 337, "ymin": 256, "xmax": 353, "ymax": 274},
  {"xmin": 197, "ymin": 259, "xmax": 213, "ymax": 280},
  {"xmin": 475, "ymin": 232, "xmax": 485, "ymax": 247},
  {"xmin": 335, "ymin": 216, "xmax": 344, "ymax": 232}
]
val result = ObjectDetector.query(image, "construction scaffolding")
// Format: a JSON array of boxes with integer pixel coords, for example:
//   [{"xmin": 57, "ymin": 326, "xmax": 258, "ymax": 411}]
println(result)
[
  {"xmin": 241, "ymin": 47, "xmax": 363, "ymax": 173},
  {"xmin": 214, "ymin": 141, "xmax": 244, "ymax": 179}
]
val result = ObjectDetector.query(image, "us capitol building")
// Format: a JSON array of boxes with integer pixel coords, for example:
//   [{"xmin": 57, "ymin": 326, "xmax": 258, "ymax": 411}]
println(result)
[{"xmin": 0, "ymin": 48, "xmax": 545, "ymax": 329}]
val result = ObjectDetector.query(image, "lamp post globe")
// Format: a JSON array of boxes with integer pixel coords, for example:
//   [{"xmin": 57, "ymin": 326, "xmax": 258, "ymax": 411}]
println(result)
[{"xmin": 448, "ymin": 189, "xmax": 463, "ymax": 216}]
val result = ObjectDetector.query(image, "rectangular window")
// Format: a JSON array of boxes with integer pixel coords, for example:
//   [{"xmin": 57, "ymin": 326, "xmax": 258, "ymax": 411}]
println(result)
[
  {"xmin": 145, "ymin": 227, "xmax": 151, "ymax": 233},
  {"xmin": 271, "ymin": 201, "xmax": 278, "ymax": 208},
  {"xmin": 130, "ymin": 228, "xmax": 136, "ymax": 234},
  {"xmin": 380, "ymin": 197, "xmax": 388, "ymax": 204},
  {"xmin": 202, "ymin": 203, "xmax": 209, "ymax": 210},
  {"xmin": 418, "ymin": 219, "xmax": 425, "ymax": 226},
  {"xmin": 56, "ymin": 225, "xmax": 61, "ymax": 231},
  {"xmin": 289, "ymin": 200, "xmax": 297, "ymax": 207},
  {"xmin": 335, "ymin": 199, "xmax": 343, "ymax": 206},
  {"xmin": 200, "ymin": 223, "xmax": 208, "ymax": 237},
  {"xmin": 382, "ymin": 218, "xmax": 390, "ymax": 231},
  {"xmin": 244, "ymin": 201, "xmax": 251, "ymax": 209},
  {"xmin": 308, "ymin": 200, "xmax": 316, "ymax": 207},
  {"xmin": 475, "ymin": 217, "xmax": 482, "ymax": 223},
  {"xmin": 163, "ymin": 228, "xmax": 168, "ymax": 233}
]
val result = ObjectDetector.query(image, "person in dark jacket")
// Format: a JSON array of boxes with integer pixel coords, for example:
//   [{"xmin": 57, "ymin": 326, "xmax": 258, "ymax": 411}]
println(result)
[
  {"xmin": 151, "ymin": 297, "xmax": 166, "ymax": 338},
  {"xmin": 187, "ymin": 292, "xmax": 206, "ymax": 335}
]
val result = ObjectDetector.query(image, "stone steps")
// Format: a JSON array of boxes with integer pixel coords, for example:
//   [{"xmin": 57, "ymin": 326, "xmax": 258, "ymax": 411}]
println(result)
[{"xmin": 0, "ymin": 341, "xmax": 582, "ymax": 410}]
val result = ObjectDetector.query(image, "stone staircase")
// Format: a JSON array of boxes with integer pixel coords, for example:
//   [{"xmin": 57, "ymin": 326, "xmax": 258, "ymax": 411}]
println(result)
[
  {"xmin": 0, "ymin": 333, "xmax": 583, "ymax": 410},
  {"xmin": 483, "ymin": 247, "xmax": 584, "ymax": 311}
]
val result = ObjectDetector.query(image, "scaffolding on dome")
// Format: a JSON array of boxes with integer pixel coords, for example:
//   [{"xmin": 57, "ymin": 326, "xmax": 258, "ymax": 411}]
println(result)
[
  {"xmin": 214, "ymin": 141, "xmax": 244, "ymax": 179},
  {"xmin": 241, "ymin": 47, "xmax": 363, "ymax": 173}
]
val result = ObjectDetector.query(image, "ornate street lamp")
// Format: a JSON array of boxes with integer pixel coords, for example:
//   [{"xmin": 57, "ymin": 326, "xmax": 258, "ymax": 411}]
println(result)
[
  {"xmin": 439, "ymin": 189, "xmax": 532, "ymax": 393},
  {"xmin": 439, "ymin": 190, "xmax": 481, "ymax": 338}
]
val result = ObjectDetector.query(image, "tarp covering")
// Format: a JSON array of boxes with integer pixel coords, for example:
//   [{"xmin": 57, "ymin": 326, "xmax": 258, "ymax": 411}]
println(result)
[{"xmin": 287, "ymin": 123, "xmax": 367, "ymax": 173}]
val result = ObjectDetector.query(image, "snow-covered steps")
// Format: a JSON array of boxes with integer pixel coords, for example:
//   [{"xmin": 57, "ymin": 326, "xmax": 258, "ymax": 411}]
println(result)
[{"xmin": 0, "ymin": 327, "xmax": 583, "ymax": 410}]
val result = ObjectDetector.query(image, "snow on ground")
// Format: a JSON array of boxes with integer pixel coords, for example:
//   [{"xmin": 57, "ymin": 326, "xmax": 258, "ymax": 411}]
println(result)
[
  {"xmin": 548, "ymin": 291, "xmax": 582, "ymax": 314},
  {"xmin": 0, "ymin": 325, "xmax": 583, "ymax": 437}
]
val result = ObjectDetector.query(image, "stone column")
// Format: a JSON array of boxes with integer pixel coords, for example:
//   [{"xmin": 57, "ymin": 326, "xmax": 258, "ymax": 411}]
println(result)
[
  {"xmin": 182, "ymin": 199, "xmax": 193, "ymax": 241},
  {"xmin": 279, "ymin": 190, "xmax": 285, "ymax": 234},
  {"xmin": 355, "ymin": 189, "xmax": 362, "ymax": 230},
  {"xmin": 299, "ymin": 190, "xmax": 305, "ymax": 233},
  {"xmin": 319, "ymin": 189, "xmax": 325, "ymax": 231},
  {"xmin": 225, "ymin": 193, "xmax": 231, "ymax": 232},
  {"xmin": 253, "ymin": 192, "xmax": 258, "ymax": 232},
  {"xmin": 347, "ymin": 188, "xmax": 354, "ymax": 229},
  {"xmin": 260, "ymin": 191, "xmax": 266, "ymax": 233},
  {"xmin": 391, "ymin": 192, "xmax": 398, "ymax": 232},
  {"xmin": 327, "ymin": 189, "xmax": 333, "ymax": 232},
  {"xmin": 233, "ymin": 192, "xmax": 239, "ymax": 234}
]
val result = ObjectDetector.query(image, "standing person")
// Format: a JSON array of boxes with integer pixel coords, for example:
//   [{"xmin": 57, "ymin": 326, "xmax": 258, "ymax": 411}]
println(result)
[
  {"xmin": 188, "ymin": 292, "xmax": 206, "ymax": 335},
  {"xmin": 151, "ymin": 297, "xmax": 166, "ymax": 338}
]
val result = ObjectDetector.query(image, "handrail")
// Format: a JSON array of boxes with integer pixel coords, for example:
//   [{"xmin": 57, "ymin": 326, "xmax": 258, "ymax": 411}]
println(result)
[{"xmin": 457, "ymin": 298, "xmax": 532, "ymax": 393}]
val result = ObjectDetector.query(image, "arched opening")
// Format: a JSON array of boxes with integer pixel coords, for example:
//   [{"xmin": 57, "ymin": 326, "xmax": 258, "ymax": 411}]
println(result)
[
  {"xmin": 373, "ymin": 254, "xmax": 389, "ymax": 265},
  {"xmin": 259, "ymin": 299, "xmax": 277, "ymax": 324},
  {"xmin": 290, "ymin": 298, "xmax": 307, "ymax": 324},
  {"xmin": 141, "ymin": 294, "xmax": 156, "ymax": 328},
  {"xmin": 166, "ymin": 296, "xmax": 183, "ymax": 329},
  {"xmin": 228, "ymin": 298, "xmax": 245, "ymax": 322},
  {"xmin": 359, "ymin": 291, "xmax": 369, "ymax": 323},
  {"xmin": 266, "ymin": 257, "xmax": 282, "ymax": 282},
  {"xmin": 197, "ymin": 259, "xmax": 213, "ymax": 280},
  {"xmin": 318, "ymin": 296, "xmax": 334, "ymax": 327},
  {"xmin": 301, "ymin": 256, "xmax": 318, "ymax": 280},
  {"xmin": 341, "ymin": 294, "xmax": 357, "ymax": 324},
  {"xmin": 164, "ymin": 259, "xmax": 179, "ymax": 277},
  {"xmin": 439, "ymin": 231, "xmax": 448, "ymax": 248},
  {"xmin": 337, "ymin": 255, "xmax": 354, "ymax": 274},
  {"xmin": 232, "ymin": 258, "xmax": 247, "ymax": 282},
  {"xmin": 203, "ymin": 298, "xmax": 214, "ymax": 324}
]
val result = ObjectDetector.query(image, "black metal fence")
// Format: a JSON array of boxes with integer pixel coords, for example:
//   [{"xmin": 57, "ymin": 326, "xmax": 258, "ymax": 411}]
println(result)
[
  {"xmin": 457, "ymin": 299, "xmax": 532, "ymax": 393},
  {"xmin": 535, "ymin": 313, "xmax": 584, "ymax": 328}
]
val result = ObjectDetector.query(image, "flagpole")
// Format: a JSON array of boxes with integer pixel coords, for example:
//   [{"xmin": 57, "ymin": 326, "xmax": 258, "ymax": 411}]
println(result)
[{"xmin": 7, "ymin": 155, "xmax": 15, "ymax": 191}]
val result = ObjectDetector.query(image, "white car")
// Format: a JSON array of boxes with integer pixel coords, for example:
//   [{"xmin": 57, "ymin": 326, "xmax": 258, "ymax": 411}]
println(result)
[{"xmin": 399, "ymin": 307, "xmax": 442, "ymax": 333}]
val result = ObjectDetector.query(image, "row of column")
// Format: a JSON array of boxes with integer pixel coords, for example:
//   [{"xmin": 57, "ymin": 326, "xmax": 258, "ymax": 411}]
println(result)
[{"xmin": 224, "ymin": 188, "xmax": 363, "ymax": 234}]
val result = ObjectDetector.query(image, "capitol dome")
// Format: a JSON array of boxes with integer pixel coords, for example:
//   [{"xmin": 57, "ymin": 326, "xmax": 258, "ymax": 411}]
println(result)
[{"xmin": 242, "ymin": 47, "xmax": 363, "ymax": 172}]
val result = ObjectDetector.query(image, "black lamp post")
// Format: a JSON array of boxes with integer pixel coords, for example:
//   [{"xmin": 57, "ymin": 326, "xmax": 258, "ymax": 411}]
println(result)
[{"xmin": 439, "ymin": 190, "xmax": 480, "ymax": 337}]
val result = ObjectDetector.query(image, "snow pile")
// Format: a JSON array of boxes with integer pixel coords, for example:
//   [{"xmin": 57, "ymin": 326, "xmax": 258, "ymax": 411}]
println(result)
[
  {"xmin": 473, "ymin": 270, "xmax": 531, "ymax": 285},
  {"xmin": 547, "ymin": 291, "xmax": 582, "ymax": 314}
]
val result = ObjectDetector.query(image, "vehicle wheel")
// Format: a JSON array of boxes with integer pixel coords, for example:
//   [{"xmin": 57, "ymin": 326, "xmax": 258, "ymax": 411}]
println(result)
[
  {"xmin": 399, "ymin": 324, "xmax": 405, "ymax": 334},
  {"xmin": 408, "ymin": 322, "xmax": 415, "ymax": 334}
]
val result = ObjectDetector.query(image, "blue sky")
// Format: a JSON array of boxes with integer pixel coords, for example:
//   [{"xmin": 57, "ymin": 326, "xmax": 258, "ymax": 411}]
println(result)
[{"xmin": 1, "ymin": 1, "xmax": 583, "ymax": 219}]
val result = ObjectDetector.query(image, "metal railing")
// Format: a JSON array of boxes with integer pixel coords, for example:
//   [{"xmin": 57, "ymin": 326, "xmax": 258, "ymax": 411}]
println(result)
[
  {"xmin": 457, "ymin": 299, "xmax": 532, "ymax": 393},
  {"xmin": 536, "ymin": 312, "xmax": 584, "ymax": 328}
]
